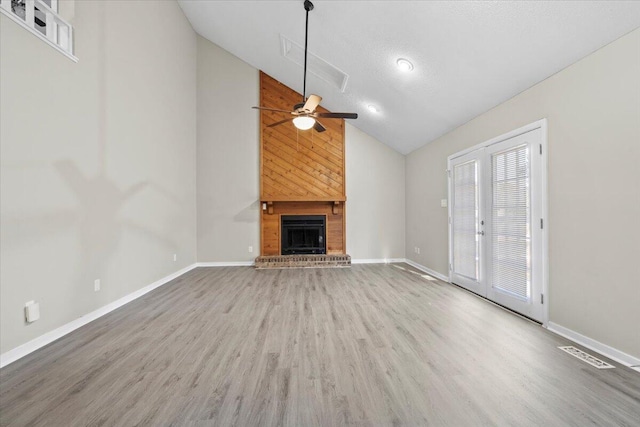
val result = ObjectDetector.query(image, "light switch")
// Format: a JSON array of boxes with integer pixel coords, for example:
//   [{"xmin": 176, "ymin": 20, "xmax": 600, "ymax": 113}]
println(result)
[
  {"xmin": 440, "ymin": 199, "xmax": 448, "ymax": 208},
  {"xmin": 25, "ymin": 301, "xmax": 40, "ymax": 323}
]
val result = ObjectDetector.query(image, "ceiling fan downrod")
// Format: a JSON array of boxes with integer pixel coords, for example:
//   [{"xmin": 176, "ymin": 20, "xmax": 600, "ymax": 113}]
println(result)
[{"xmin": 302, "ymin": 0, "xmax": 314, "ymax": 105}]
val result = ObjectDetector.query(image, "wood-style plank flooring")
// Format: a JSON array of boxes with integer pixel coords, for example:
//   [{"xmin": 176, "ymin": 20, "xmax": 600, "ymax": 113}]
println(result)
[{"xmin": 1, "ymin": 264, "xmax": 639, "ymax": 426}]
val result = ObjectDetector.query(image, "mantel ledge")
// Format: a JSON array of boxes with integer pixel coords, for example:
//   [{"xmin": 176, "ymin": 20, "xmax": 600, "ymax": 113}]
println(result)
[{"xmin": 261, "ymin": 197, "xmax": 346, "ymax": 203}]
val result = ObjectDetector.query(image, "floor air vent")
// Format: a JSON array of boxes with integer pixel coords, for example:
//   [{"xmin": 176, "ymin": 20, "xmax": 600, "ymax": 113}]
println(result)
[{"xmin": 558, "ymin": 346, "xmax": 615, "ymax": 369}]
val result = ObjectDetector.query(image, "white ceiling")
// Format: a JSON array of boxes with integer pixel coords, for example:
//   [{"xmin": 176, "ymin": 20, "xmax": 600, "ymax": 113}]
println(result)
[{"xmin": 178, "ymin": 1, "xmax": 640, "ymax": 154}]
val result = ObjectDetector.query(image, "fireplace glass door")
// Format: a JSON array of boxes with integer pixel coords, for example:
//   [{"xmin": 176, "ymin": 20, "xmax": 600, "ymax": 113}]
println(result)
[{"xmin": 281, "ymin": 215, "xmax": 326, "ymax": 255}]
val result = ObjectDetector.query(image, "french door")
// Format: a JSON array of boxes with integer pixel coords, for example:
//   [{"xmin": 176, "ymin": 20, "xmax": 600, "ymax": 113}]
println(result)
[{"xmin": 449, "ymin": 124, "xmax": 546, "ymax": 322}]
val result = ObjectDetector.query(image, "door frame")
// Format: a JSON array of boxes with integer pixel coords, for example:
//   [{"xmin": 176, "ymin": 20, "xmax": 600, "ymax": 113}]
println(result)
[{"xmin": 447, "ymin": 119, "xmax": 549, "ymax": 327}]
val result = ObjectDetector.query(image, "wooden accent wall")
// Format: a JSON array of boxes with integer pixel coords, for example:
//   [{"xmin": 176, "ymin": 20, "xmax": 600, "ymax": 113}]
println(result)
[
  {"xmin": 259, "ymin": 72, "xmax": 346, "ymax": 255},
  {"xmin": 260, "ymin": 72, "xmax": 345, "ymax": 201}
]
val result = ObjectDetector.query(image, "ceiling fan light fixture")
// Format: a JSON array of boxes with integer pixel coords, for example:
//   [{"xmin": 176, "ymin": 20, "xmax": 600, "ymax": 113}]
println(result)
[
  {"xmin": 250, "ymin": 0, "xmax": 357, "ymax": 132},
  {"xmin": 293, "ymin": 116, "xmax": 316, "ymax": 130},
  {"xmin": 396, "ymin": 58, "xmax": 414, "ymax": 72}
]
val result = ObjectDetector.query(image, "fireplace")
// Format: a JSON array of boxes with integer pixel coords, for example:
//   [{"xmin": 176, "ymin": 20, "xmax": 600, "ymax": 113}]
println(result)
[
  {"xmin": 258, "ymin": 72, "xmax": 346, "ymax": 257},
  {"xmin": 281, "ymin": 215, "xmax": 326, "ymax": 255}
]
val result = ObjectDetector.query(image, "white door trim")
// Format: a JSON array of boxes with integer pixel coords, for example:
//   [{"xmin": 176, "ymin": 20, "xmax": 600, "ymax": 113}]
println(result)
[{"xmin": 447, "ymin": 119, "xmax": 549, "ymax": 326}]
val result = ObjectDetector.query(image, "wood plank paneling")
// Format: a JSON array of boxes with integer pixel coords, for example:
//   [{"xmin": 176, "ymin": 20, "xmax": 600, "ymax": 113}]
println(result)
[
  {"xmin": 260, "ymin": 72, "xmax": 345, "ymax": 201},
  {"xmin": 263, "ymin": 127, "xmax": 344, "ymax": 176},
  {"xmin": 263, "ymin": 142, "xmax": 343, "ymax": 189},
  {"xmin": 259, "ymin": 72, "xmax": 347, "ymax": 255}
]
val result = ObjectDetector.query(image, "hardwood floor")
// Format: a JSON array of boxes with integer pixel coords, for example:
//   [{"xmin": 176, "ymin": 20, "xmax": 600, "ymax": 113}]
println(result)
[{"xmin": 1, "ymin": 264, "xmax": 639, "ymax": 426}]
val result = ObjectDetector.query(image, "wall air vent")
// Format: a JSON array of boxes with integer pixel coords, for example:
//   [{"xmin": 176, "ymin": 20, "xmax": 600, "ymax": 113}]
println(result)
[
  {"xmin": 280, "ymin": 34, "xmax": 349, "ymax": 93},
  {"xmin": 558, "ymin": 346, "xmax": 615, "ymax": 369}
]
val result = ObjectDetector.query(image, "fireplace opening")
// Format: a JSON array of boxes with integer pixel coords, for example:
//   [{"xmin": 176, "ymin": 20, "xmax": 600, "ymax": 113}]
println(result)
[{"xmin": 281, "ymin": 215, "xmax": 326, "ymax": 255}]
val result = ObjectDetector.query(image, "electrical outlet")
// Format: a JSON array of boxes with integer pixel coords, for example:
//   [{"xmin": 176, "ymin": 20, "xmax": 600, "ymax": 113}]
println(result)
[
  {"xmin": 416, "ymin": 247, "xmax": 421, "ymax": 254},
  {"xmin": 248, "ymin": 246, "xmax": 253, "ymax": 253},
  {"xmin": 173, "ymin": 253, "xmax": 177, "ymax": 262},
  {"xmin": 94, "ymin": 279, "xmax": 100, "ymax": 292}
]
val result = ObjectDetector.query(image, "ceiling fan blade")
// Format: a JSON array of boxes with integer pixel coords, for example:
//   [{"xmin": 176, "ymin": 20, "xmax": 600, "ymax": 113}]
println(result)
[
  {"xmin": 314, "ymin": 112, "xmax": 358, "ymax": 119},
  {"xmin": 252, "ymin": 106, "xmax": 293, "ymax": 114},
  {"xmin": 313, "ymin": 121, "xmax": 326, "ymax": 133},
  {"xmin": 267, "ymin": 118, "xmax": 293, "ymax": 128},
  {"xmin": 302, "ymin": 94, "xmax": 322, "ymax": 113}
]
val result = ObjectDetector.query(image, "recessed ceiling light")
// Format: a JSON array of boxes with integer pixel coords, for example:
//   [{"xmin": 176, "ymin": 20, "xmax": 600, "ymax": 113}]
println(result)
[
  {"xmin": 367, "ymin": 104, "xmax": 379, "ymax": 113},
  {"xmin": 396, "ymin": 58, "xmax": 414, "ymax": 72}
]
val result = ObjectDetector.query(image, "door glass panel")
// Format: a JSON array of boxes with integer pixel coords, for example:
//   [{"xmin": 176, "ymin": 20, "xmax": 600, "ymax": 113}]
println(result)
[
  {"xmin": 491, "ymin": 144, "xmax": 531, "ymax": 299},
  {"xmin": 452, "ymin": 160, "xmax": 479, "ymax": 280}
]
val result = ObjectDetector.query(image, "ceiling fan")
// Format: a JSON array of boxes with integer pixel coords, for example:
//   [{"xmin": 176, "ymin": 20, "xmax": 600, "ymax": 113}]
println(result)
[{"xmin": 252, "ymin": 0, "xmax": 358, "ymax": 133}]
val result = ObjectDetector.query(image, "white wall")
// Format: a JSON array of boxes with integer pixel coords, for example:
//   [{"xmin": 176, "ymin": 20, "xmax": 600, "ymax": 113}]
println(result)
[
  {"xmin": 406, "ymin": 29, "xmax": 640, "ymax": 358},
  {"xmin": 196, "ymin": 36, "xmax": 260, "ymax": 263},
  {"xmin": 346, "ymin": 124, "xmax": 405, "ymax": 260},
  {"xmin": 195, "ymin": 38, "xmax": 406, "ymax": 262},
  {"xmin": 0, "ymin": 1, "xmax": 197, "ymax": 354}
]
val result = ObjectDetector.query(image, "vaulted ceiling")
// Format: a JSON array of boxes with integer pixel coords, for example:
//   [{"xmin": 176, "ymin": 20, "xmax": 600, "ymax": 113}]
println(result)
[{"xmin": 178, "ymin": 1, "xmax": 640, "ymax": 154}]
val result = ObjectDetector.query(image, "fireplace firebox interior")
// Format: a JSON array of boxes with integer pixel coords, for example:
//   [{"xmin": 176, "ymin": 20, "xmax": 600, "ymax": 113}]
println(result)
[{"xmin": 281, "ymin": 215, "xmax": 326, "ymax": 255}]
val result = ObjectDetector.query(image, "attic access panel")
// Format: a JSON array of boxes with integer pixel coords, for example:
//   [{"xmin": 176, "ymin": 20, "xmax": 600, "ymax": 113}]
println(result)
[{"xmin": 280, "ymin": 34, "xmax": 349, "ymax": 93}]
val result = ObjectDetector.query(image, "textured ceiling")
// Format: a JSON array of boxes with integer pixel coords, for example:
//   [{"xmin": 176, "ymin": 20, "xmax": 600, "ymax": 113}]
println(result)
[{"xmin": 178, "ymin": 1, "xmax": 640, "ymax": 154}]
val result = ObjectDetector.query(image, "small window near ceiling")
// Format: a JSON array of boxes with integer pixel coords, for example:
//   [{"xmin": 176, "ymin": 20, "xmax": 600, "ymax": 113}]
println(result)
[
  {"xmin": 10, "ymin": 0, "xmax": 26, "ymax": 19},
  {"xmin": 1, "ymin": 0, "xmax": 76, "ymax": 61},
  {"xmin": 34, "ymin": 0, "xmax": 57, "ymax": 36}
]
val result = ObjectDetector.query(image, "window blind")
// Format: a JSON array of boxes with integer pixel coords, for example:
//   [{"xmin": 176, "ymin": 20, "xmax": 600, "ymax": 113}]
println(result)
[
  {"xmin": 453, "ymin": 160, "xmax": 479, "ymax": 280},
  {"xmin": 491, "ymin": 144, "xmax": 531, "ymax": 299}
]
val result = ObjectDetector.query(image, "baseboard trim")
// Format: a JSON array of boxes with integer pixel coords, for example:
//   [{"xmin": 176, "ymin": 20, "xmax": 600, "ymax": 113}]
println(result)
[
  {"xmin": 351, "ymin": 258, "xmax": 405, "ymax": 264},
  {"xmin": 402, "ymin": 259, "xmax": 450, "ymax": 282},
  {"xmin": 547, "ymin": 322, "xmax": 640, "ymax": 369},
  {"xmin": 0, "ymin": 263, "xmax": 199, "ymax": 369},
  {"xmin": 196, "ymin": 261, "xmax": 255, "ymax": 267}
]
